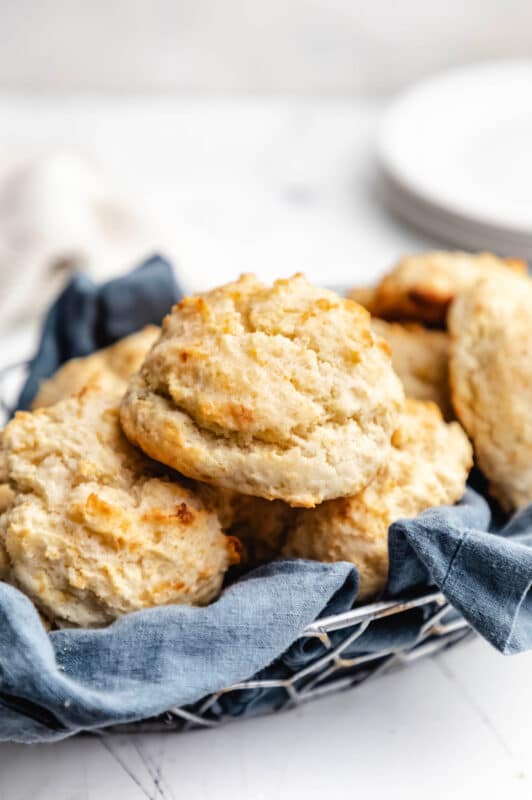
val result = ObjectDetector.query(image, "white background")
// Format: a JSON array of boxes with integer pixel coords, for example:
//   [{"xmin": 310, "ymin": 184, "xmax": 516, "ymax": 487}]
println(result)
[{"xmin": 1, "ymin": 0, "xmax": 532, "ymax": 94}]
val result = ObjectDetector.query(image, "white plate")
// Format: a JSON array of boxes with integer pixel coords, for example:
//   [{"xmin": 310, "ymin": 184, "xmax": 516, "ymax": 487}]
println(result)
[
  {"xmin": 379, "ymin": 169, "xmax": 532, "ymax": 261},
  {"xmin": 379, "ymin": 60, "xmax": 532, "ymax": 237}
]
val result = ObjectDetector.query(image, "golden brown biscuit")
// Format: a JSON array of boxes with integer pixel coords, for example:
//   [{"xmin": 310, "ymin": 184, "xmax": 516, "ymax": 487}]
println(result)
[
  {"xmin": 347, "ymin": 286, "xmax": 377, "ymax": 313},
  {"xmin": 32, "ymin": 325, "xmax": 159, "ymax": 409},
  {"xmin": 369, "ymin": 251, "xmax": 526, "ymax": 326},
  {"xmin": 120, "ymin": 274, "xmax": 404, "ymax": 507},
  {"xmin": 449, "ymin": 273, "xmax": 532, "ymax": 511},
  {"xmin": 371, "ymin": 319, "xmax": 453, "ymax": 420},
  {"xmin": 0, "ymin": 489, "xmax": 10, "ymax": 580},
  {"xmin": 283, "ymin": 399, "xmax": 472, "ymax": 600},
  {"xmin": 0, "ymin": 433, "xmax": 12, "ymax": 578},
  {"xmin": 1, "ymin": 389, "xmax": 239, "ymax": 626},
  {"xmin": 0, "ymin": 541, "xmax": 9, "ymax": 581},
  {"xmin": 0, "ymin": 484, "xmax": 12, "ymax": 512},
  {"xmin": 0, "ymin": 430, "xmax": 7, "ymax": 485},
  {"xmin": 196, "ymin": 483, "xmax": 295, "ymax": 564}
]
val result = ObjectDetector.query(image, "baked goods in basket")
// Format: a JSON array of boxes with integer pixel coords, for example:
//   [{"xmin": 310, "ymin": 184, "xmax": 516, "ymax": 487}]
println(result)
[
  {"xmin": 350, "ymin": 251, "xmax": 526, "ymax": 326},
  {"xmin": 0, "ymin": 482, "xmax": 13, "ymax": 579},
  {"xmin": 0, "ymin": 389, "xmax": 239, "ymax": 626},
  {"xmin": 449, "ymin": 272, "xmax": 532, "ymax": 511},
  {"xmin": 0, "ymin": 483, "xmax": 12, "ymax": 513},
  {"xmin": 283, "ymin": 399, "xmax": 472, "ymax": 600},
  {"xmin": 120, "ymin": 274, "xmax": 404, "ymax": 507},
  {"xmin": 347, "ymin": 286, "xmax": 377, "ymax": 312},
  {"xmin": 371, "ymin": 319, "xmax": 452, "ymax": 420},
  {"xmin": 0, "ymin": 434, "xmax": 12, "ymax": 578},
  {"xmin": 2, "ymin": 254, "xmax": 526, "ymax": 628},
  {"xmin": 0, "ymin": 440, "xmax": 11, "ymax": 514}
]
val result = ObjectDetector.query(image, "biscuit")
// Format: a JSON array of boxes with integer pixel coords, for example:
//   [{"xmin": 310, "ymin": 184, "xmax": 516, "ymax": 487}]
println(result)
[
  {"xmin": 283, "ymin": 399, "xmax": 472, "ymax": 600},
  {"xmin": 0, "ymin": 536, "xmax": 8, "ymax": 580},
  {"xmin": 120, "ymin": 274, "xmax": 404, "ymax": 507},
  {"xmin": 0, "ymin": 492, "xmax": 10, "ymax": 580},
  {"xmin": 0, "ymin": 483, "xmax": 13, "ymax": 513},
  {"xmin": 32, "ymin": 325, "xmax": 159, "ymax": 409},
  {"xmin": 0, "ymin": 434, "xmax": 12, "ymax": 578},
  {"xmin": 0, "ymin": 389, "xmax": 239, "ymax": 626},
  {"xmin": 368, "ymin": 251, "xmax": 526, "ymax": 326},
  {"xmin": 196, "ymin": 483, "xmax": 295, "ymax": 564},
  {"xmin": 371, "ymin": 319, "xmax": 453, "ymax": 420},
  {"xmin": 347, "ymin": 286, "xmax": 377, "ymax": 313},
  {"xmin": 0, "ymin": 430, "xmax": 7, "ymax": 484},
  {"xmin": 448, "ymin": 273, "xmax": 532, "ymax": 511}
]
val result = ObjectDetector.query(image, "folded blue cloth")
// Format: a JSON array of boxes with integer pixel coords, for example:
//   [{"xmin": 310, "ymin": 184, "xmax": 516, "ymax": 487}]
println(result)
[
  {"xmin": 388, "ymin": 492, "xmax": 532, "ymax": 654},
  {"xmin": 17, "ymin": 254, "xmax": 181, "ymax": 410},
  {"xmin": 1, "ymin": 260, "xmax": 532, "ymax": 743},
  {"xmin": 0, "ymin": 562, "xmax": 358, "ymax": 742}
]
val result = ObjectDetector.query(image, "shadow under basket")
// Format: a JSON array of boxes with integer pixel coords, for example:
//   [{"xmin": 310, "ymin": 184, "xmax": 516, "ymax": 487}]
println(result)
[{"xmin": 0, "ymin": 361, "xmax": 474, "ymax": 736}]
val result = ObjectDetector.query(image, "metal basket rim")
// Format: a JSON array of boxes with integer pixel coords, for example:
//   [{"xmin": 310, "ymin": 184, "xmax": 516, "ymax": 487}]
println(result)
[{"xmin": 303, "ymin": 589, "xmax": 446, "ymax": 635}]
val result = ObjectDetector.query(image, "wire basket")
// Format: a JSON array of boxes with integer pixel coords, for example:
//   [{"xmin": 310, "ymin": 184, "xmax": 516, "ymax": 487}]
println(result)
[
  {"xmin": 0, "ymin": 360, "xmax": 473, "ymax": 735},
  {"xmin": 101, "ymin": 591, "xmax": 472, "ymax": 735}
]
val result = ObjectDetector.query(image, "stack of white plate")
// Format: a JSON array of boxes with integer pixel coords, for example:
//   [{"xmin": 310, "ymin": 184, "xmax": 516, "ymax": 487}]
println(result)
[{"xmin": 378, "ymin": 60, "xmax": 532, "ymax": 260}]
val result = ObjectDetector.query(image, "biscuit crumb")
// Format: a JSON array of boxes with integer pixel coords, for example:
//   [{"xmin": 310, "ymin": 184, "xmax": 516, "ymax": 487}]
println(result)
[{"xmin": 1, "ymin": 389, "xmax": 236, "ymax": 627}]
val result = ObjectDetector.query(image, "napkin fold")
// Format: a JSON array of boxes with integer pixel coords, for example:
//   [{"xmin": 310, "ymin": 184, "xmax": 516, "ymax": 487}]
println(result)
[
  {"xmin": 1, "ymin": 260, "xmax": 531, "ymax": 743},
  {"xmin": 388, "ymin": 492, "xmax": 532, "ymax": 654},
  {"xmin": 0, "ymin": 562, "xmax": 358, "ymax": 742},
  {"xmin": 17, "ymin": 254, "xmax": 181, "ymax": 410}
]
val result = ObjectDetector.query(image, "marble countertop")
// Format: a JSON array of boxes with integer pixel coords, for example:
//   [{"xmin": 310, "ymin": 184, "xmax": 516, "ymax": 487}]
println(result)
[{"xmin": 0, "ymin": 94, "xmax": 530, "ymax": 799}]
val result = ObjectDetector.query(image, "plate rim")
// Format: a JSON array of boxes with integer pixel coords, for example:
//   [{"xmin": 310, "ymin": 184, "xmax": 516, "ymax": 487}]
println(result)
[{"xmin": 378, "ymin": 58, "xmax": 532, "ymax": 236}]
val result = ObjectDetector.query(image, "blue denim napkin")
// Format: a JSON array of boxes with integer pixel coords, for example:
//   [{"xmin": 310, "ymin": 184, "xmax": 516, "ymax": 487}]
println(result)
[
  {"xmin": 1, "ymin": 260, "xmax": 532, "ymax": 743},
  {"xmin": 17, "ymin": 254, "xmax": 181, "ymax": 410},
  {"xmin": 0, "ymin": 562, "xmax": 358, "ymax": 742}
]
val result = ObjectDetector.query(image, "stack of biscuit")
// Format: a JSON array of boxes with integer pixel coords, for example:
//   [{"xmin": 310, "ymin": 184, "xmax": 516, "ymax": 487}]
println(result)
[
  {"xmin": 349, "ymin": 250, "xmax": 532, "ymax": 513},
  {"xmin": 4, "ymin": 254, "xmax": 527, "ymax": 629}
]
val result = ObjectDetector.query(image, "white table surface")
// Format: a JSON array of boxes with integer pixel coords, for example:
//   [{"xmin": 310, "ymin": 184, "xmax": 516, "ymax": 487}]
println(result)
[{"xmin": 0, "ymin": 94, "xmax": 530, "ymax": 799}]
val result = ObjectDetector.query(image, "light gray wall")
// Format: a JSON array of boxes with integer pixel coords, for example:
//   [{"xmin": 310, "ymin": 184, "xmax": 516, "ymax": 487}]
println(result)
[{"xmin": 1, "ymin": 0, "xmax": 532, "ymax": 94}]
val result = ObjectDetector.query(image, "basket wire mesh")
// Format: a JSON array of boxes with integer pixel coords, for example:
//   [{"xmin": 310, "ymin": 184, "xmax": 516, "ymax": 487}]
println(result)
[
  {"xmin": 0, "ymin": 360, "xmax": 473, "ymax": 735},
  {"xmin": 97, "ymin": 590, "xmax": 472, "ymax": 734}
]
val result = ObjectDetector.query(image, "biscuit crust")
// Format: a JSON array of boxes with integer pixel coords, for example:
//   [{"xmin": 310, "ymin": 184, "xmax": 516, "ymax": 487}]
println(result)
[
  {"xmin": 368, "ymin": 251, "xmax": 526, "ymax": 326},
  {"xmin": 1, "ymin": 389, "xmax": 238, "ymax": 626},
  {"xmin": 0, "ymin": 484, "xmax": 11, "ymax": 578},
  {"xmin": 0, "ymin": 434, "xmax": 12, "ymax": 577},
  {"xmin": 283, "ymin": 399, "xmax": 472, "ymax": 600},
  {"xmin": 32, "ymin": 325, "xmax": 159, "ymax": 409},
  {"xmin": 449, "ymin": 274, "xmax": 532, "ymax": 511},
  {"xmin": 347, "ymin": 286, "xmax": 377, "ymax": 312},
  {"xmin": 120, "ymin": 274, "xmax": 404, "ymax": 507},
  {"xmin": 0, "ymin": 483, "xmax": 13, "ymax": 514},
  {"xmin": 372, "ymin": 319, "xmax": 452, "ymax": 420}
]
